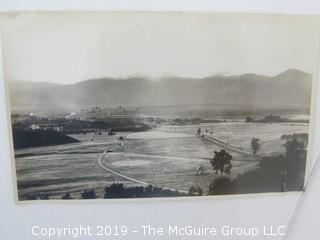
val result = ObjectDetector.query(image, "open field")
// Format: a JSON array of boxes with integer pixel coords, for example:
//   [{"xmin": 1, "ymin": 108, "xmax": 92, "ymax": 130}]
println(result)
[{"xmin": 14, "ymin": 122, "xmax": 308, "ymax": 200}]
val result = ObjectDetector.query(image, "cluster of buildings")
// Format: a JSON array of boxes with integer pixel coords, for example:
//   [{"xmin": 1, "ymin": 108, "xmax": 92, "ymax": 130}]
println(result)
[
  {"xmin": 29, "ymin": 123, "xmax": 64, "ymax": 132},
  {"xmin": 64, "ymin": 106, "xmax": 140, "ymax": 121},
  {"xmin": 12, "ymin": 106, "xmax": 141, "ymax": 131}
]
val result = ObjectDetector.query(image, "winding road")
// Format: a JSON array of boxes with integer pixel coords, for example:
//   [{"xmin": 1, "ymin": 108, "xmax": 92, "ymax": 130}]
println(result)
[
  {"xmin": 96, "ymin": 132, "xmax": 261, "ymax": 194},
  {"xmin": 96, "ymin": 143, "xmax": 189, "ymax": 193}
]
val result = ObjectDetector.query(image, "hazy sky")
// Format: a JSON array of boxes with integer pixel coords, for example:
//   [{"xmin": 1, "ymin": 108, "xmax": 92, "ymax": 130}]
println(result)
[{"xmin": 1, "ymin": 12, "xmax": 320, "ymax": 84}]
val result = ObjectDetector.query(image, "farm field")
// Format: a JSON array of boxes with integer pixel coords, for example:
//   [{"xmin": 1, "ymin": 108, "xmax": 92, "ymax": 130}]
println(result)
[{"xmin": 14, "ymin": 122, "xmax": 308, "ymax": 200}]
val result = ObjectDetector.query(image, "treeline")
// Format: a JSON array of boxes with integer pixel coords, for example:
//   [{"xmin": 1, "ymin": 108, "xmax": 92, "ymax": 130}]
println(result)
[
  {"xmin": 61, "ymin": 119, "xmax": 151, "ymax": 133},
  {"xmin": 170, "ymin": 118, "xmax": 221, "ymax": 125},
  {"xmin": 13, "ymin": 118, "xmax": 151, "ymax": 134},
  {"xmin": 246, "ymin": 115, "xmax": 309, "ymax": 123},
  {"xmin": 24, "ymin": 183, "xmax": 189, "ymax": 200}
]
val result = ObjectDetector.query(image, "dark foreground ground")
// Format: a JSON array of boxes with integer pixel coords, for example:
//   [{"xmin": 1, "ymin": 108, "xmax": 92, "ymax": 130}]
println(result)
[{"xmin": 12, "ymin": 129, "xmax": 80, "ymax": 149}]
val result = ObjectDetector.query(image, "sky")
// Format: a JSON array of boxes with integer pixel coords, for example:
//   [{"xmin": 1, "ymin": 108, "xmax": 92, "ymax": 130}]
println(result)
[{"xmin": 1, "ymin": 12, "xmax": 320, "ymax": 84}]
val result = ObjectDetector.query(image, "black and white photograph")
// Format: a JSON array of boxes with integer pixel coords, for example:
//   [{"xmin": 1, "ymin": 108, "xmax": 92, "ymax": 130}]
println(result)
[{"xmin": 2, "ymin": 12, "xmax": 317, "ymax": 201}]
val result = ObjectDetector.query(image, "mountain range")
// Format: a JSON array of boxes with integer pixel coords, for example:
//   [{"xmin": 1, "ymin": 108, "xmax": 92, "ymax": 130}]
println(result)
[{"xmin": 8, "ymin": 69, "xmax": 312, "ymax": 113}]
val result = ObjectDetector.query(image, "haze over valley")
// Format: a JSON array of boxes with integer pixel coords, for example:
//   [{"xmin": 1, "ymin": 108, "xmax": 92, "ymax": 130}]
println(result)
[{"xmin": 9, "ymin": 69, "xmax": 312, "ymax": 117}]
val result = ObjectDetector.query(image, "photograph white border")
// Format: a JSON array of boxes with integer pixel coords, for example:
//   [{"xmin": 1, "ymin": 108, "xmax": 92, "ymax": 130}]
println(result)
[{"xmin": 1, "ymin": 11, "xmax": 319, "ymax": 205}]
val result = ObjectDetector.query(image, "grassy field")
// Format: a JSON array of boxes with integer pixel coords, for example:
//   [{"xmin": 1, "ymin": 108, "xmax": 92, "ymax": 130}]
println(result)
[{"xmin": 14, "ymin": 122, "xmax": 308, "ymax": 200}]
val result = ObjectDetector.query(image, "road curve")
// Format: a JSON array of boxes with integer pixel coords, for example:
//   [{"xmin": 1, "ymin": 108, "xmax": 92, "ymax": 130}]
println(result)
[
  {"xmin": 96, "ymin": 145, "xmax": 189, "ymax": 194},
  {"xmin": 96, "ymin": 131, "xmax": 261, "ymax": 194},
  {"xmin": 97, "ymin": 149, "xmax": 152, "ymax": 186}
]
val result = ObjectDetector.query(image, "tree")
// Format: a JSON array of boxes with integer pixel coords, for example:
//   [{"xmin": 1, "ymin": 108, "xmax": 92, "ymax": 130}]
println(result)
[
  {"xmin": 246, "ymin": 116, "xmax": 253, "ymax": 122},
  {"xmin": 40, "ymin": 194, "xmax": 49, "ymax": 200},
  {"xmin": 81, "ymin": 189, "xmax": 96, "ymax": 199},
  {"xmin": 282, "ymin": 136, "xmax": 307, "ymax": 191},
  {"xmin": 104, "ymin": 183, "xmax": 125, "ymax": 198},
  {"xmin": 196, "ymin": 186, "xmax": 203, "ymax": 196},
  {"xmin": 188, "ymin": 186, "xmax": 203, "ymax": 196},
  {"xmin": 210, "ymin": 150, "xmax": 233, "ymax": 177},
  {"xmin": 283, "ymin": 137, "xmax": 306, "ymax": 160},
  {"xmin": 251, "ymin": 138, "xmax": 261, "ymax": 156},
  {"xmin": 62, "ymin": 192, "xmax": 72, "ymax": 200},
  {"xmin": 197, "ymin": 128, "xmax": 201, "ymax": 136}
]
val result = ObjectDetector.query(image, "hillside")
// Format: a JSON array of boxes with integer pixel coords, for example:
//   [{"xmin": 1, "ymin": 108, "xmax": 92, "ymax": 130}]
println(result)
[
  {"xmin": 12, "ymin": 129, "xmax": 80, "ymax": 149},
  {"xmin": 8, "ymin": 69, "xmax": 312, "ymax": 112}
]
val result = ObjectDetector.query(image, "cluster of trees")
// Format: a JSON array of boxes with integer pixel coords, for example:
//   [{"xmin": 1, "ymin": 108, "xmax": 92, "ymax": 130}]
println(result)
[
  {"xmin": 208, "ymin": 155, "xmax": 288, "ymax": 195},
  {"xmin": 25, "ymin": 184, "xmax": 190, "ymax": 200},
  {"xmin": 191, "ymin": 135, "xmax": 261, "ymax": 194},
  {"xmin": 13, "ymin": 118, "xmax": 151, "ymax": 135},
  {"xmin": 172, "ymin": 118, "xmax": 221, "ymax": 126},
  {"xmin": 60, "ymin": 119, "xmax": 151, "ymax": 134},
  {"xmin": 246, "ymin": 115, "xmax": 283, "ymax": 123},
  {"xmin": 246, "ymin": 115, "xmax": 308, "ymax": 123},
  {"xmin": 208, "ymin": 133, "xmax": 307, "ymax": 195},
  {"xmin": 104, "ymin": 183, "xmax": 187, "ymax": 198},
  {"xmin": 188, "ymin": 186, "xmax": 203, "ymax": 196},
  {"xmin": 210, "ymin": 150, "xmax": 233, "ymax": 177}
]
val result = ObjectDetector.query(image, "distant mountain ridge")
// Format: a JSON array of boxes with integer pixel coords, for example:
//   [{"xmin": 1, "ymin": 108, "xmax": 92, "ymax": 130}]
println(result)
[{"xmin": 8, "ymin": 69, "xmax": 312, "ymax": 113}]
